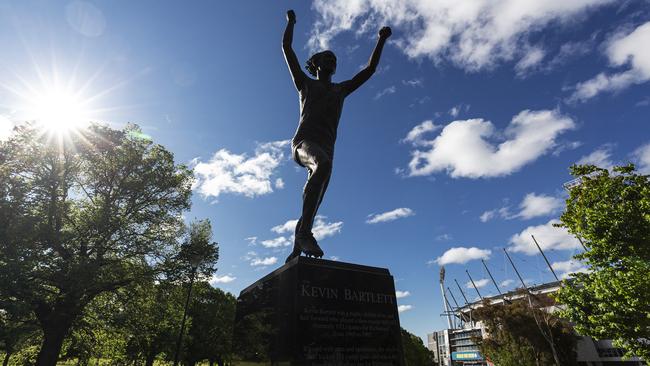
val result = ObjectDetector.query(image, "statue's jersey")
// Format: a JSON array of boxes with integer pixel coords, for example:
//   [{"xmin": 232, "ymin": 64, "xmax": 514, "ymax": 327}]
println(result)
[{"xmin": 292, "ymin": 77, "xmax": 352, "ymax": 159}]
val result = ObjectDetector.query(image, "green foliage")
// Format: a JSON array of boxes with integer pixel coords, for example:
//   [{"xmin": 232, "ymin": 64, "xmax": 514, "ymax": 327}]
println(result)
[
  {"xmin": 184, "ymin": 282, "xmax": 237, "ymax": 366},
  {"xmin": 400, "ymin": 328, "xmax": 436, "ymax": 366},
  {"xmin": 0, "ymin": 298, "xmax": 39, "ymax": 365},
  {"xmin": 117, "ymin": 281, "xmax": 185, "ymax": 365},
  {"xmin": 171, "ymin": 219, "xmax": 220, "ymax": 283},
  {"xmin": 232, "ymin": 310, "xmax": 273, "ymax": 363},
  {"xmin": 0, "ymin": 122, "xmax": 193, "ymax": 365},
  {"xmin": 3, "ymin": 343, "xmax": 40, "ymax": 366},
  {"xmin": 473, "ymin": 298, "xmax": 578, "ymax": 366},
  {"xmin": 555, "ymin": 164, "xmax": 650, "ymax": 362}
]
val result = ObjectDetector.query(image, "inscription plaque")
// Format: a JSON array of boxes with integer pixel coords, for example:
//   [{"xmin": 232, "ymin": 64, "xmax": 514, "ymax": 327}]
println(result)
[{"xmin": 233, "ymin": 257, "xmax": 405, "ymax": 365}]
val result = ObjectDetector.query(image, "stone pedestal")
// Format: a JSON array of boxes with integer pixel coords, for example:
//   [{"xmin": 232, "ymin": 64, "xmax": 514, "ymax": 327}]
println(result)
[{"xmin": 233, "ymin": 256, "xmax": 405, "ymax": 365}]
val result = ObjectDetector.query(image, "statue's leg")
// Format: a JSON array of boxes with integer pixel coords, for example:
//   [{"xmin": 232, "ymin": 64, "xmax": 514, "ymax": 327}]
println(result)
[{"xmin": 286, "ymin": 141, "xmax": 331, "ymax": 261}]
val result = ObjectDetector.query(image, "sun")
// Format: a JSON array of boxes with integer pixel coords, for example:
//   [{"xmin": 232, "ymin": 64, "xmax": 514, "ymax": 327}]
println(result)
[
  {"xmin": 2, "ymin": 55, "xmax": 122, "ymax": 141},
  {"xmin": 29, "ymin": 87, "xmax": 92, "ymax": 134}
]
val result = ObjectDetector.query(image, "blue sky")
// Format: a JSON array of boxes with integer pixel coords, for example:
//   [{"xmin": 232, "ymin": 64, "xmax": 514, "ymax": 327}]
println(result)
[{"xmin": 1, "ymin": 1, "xmax": 649, "ymax": 341}]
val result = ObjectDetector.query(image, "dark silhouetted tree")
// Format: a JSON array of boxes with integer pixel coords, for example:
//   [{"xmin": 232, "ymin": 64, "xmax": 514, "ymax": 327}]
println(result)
[
  {"xmin": 401, "ymin": 328, "xmax": 436, "ymax": 366},
  {"xmin": 184, "ymin": 282, "xmax": 237, "ymax": 366}
]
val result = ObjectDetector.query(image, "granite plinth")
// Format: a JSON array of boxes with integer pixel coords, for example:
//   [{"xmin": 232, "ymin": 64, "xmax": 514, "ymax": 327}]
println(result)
[{"xmin": 233, "ymin": 256, "xmax": 405, "ymax": 366}]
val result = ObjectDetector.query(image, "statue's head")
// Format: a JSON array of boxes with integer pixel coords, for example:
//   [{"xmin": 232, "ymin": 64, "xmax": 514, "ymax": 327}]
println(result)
[{"xmin": 305, "ymin": 50, "xmax": 337, "ymax": 77}]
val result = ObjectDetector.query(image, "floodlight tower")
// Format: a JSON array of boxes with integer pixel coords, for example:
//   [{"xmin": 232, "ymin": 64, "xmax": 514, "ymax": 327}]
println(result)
[{"xmin": 439, "ymin": 267, "xmax": 453, "ymax": 329}]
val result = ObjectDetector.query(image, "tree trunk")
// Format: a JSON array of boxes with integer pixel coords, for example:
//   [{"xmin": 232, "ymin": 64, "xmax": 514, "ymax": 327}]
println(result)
[
  {"xmin": 36, "ymin": 327, "xmax": 69, "ymax": 366},
  {"xmin": 3, "ymin": 351, "xmax": 11, "ymax": 366},
  {"xmin": 144, "ymin": 349, "xmax": 157, "ymax": 366},
  {"xmin": 35, "ymin": 312, "xmax": 76, "ymax": 366}
]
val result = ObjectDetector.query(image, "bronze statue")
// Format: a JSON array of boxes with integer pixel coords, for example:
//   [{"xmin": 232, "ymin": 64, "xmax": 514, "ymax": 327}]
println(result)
[{"xmin": 283, "ymin": 10, "xmax": 391, "ymax": 262}]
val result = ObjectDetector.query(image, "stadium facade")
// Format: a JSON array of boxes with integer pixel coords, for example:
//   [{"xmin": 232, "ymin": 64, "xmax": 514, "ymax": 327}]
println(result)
[{"xmin": 427, "ymin": 280, "xmax": 646, "ymax": 366}]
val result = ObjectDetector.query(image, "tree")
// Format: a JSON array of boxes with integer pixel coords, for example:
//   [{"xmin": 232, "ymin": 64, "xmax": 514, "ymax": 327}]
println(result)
[
  {"xmin": 62, "ymin": 290, "xmax": 135, "ymax": 366},
  {"xmin": 555, "ymin": 164, "xmax": 650, "ymax": 362},
  {"xmin": 473, "ymin": 298, "xmax": 578, "ymax": 366},
  {"xmin": 401, "ymin": 328, "xmax": 436, "ymax": 366},
  {"xmin": 0, "ymin": 123, "xmax": 193, "ymax": 366},
  {"xmin": 173, "ymin": 219, "xmax": 219, "ymax": 282},
  {"xmin": 0, "ymin": 300, "xmax": 39, "ymax": 366},
  {"xmin": 184, "ymin": 282, "xmax": 237, "ymax": 366},
  {"xmin": 118, "ymin": 281, "xmax": 185, "ymax": 366}
]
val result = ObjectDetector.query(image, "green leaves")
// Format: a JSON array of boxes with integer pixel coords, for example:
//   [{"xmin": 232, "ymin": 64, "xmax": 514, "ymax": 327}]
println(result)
[
  {"xmin": 556, "ymin": 164, "xmax": 650, "ymax": 362},
  {"xmin": 473, "ymin": 298, "xmax": 578, "ymax": 366},
  {"xmin": 400, "ymin": 328, "xmax": 436, "ymax": 366},
  {"xmin": 0, "ymin": 122, "xmax": 195, "ymax": 365}
]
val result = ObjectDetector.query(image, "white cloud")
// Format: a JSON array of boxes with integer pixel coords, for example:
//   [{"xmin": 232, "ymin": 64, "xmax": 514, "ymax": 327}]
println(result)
[
  {"xmin": 515, "ymin": 46, "xmax": 545, "ymax": 76},
  {"xmin": 436, "ymin": 233, "xmax": 452, "ymax": 241},
  {"xmin": 309, "ymin": 0, "xmax": 614, "ymax": 71},
  {"xmin": 312, "ymin": 216, "xmax": 344, "ymax": 240},
  {"xmin": 637, "ymin": 97, "xmax": 650, "ymax": 107},
  {"xmin": 551, "ymin": 260, "xmax": 589, "ymax": 279},
  {"xmin": 547, "ymin": 41, "xmax": 593, "ymax": 70},
  {"xmin": 465, "ymin": 278, "xmax": 490, "ymax": 289},
  {"xmin": 434, "ymin": 247, "xmax": 491, "ymax": 266},
  {"xmin": 245, "ymin": 236, "xmax": 257, "ymax": 245},
  {"xmin": 405, "ymin": 110, "xmax": 575, "ymax": 178},
  {"xmin": 632, "ymin": 142, "xmax": 650, "ymax": 174},
  {"xmin": 569, "ymin": 22, "xmax": 650, "ymax": 102},
  {"xmin": 398, "ymin": 304, "xmax": 413, "ymax": 313},
  {"xmin": 577, "ymin": 145, "xmax": 614, "ymax": 170},
  {"xmin": 480, "ymin": 210, "xmax": 497, "ymax": 223},
  {"xmin": 192, "ymin": 140, "xmax": 290, "ymax": 199},
  {"xmin": 251, "ymin": 257, "xmax": 278, "ymax": 266},
  {"xmin": 271, "ymin": 219, "xmax": 300, "ymax": 234},
  {"xmin": 366, "ymin": 207, "xmax": 415, "ymax": 224},
  {"xmin": 508, "ymin": 219, "xmax": 581, "ymax": 255},
  {"xmin": 374, "ymin": 85, "xmax": 396, "ymax": 100},
  {"xmin": 264, "ymin": 216, "xmax": 343, "ymax": 248},
  {"xmin": 517, "ymin": 193, "xmax": 563, "ymax": 219},
  {"xmin": 448, "ymin": 104, "xmax": 470, "ymax": 118},
  {"xmin": 482, "ymin": 193, "xmax": 561, "ymax": 222},
  {"xmin": 552, "ymin": 140, "xmax": 583, "ymax": 156},
  {"xmin": 210, "ymin": 274, "xmax": 236, "ymax": 284},
  {"xmin": 480, "ymin": 207, "xmax": 512, "ymax": 222},
  {"xmin": 275, "ymin": 178, "xmax": 285, "ymax": 189},
  {"xmin": 569, "ymin": 71, "xmax": 639, "ymax": 102},
  {"xmin": 402, "ymin": 78, "xmax": 423, "ymax": 87},
  {"xmin": 401, "ymin": 120, "xmax": 441, "ymax": 146},
  {"xmin": 500, "ymin": 279, "xmax": 515, "ymax": 287},
  {"xmin": 330, "ymin": 256, "xmax": 340, "ymax": 261},
  {"xmin": 260, "ymin": 236, "xmax": 292, "ymax": 248},
  {"xmin": 396, "ymin": 290, "xmax": 411, "ymax": 298}
]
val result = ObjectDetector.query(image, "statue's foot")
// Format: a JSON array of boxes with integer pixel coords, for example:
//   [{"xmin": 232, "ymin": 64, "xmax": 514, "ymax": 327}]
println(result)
[
  {"xmin": 285, "ymin": 247, "xmax": 301, "ymax": 263},
  {"xmin": 285, "ymin": 233, "xmax": 323, "ymax": 262}
]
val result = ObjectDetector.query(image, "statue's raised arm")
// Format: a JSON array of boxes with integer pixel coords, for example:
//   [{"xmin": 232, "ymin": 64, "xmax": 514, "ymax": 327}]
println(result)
[
  {"xmin": 345, "ymin": 26, "xmax": 392, "ymax": 95},
  {"xmin": 282, "ymin": 10, "xmax": 306, "ymax": 91}
]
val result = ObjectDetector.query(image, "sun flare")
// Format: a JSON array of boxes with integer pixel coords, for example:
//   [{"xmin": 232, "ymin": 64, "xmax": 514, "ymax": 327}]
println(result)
[{"xmin": 29, "ymin": 87, "xmax": 91, "ymax": 134}]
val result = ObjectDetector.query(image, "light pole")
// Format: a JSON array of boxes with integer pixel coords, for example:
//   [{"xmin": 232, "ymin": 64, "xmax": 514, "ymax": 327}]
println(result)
[{"xmin": 173, "ymin": 251, "xmax": 202, "ymax": 366}]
